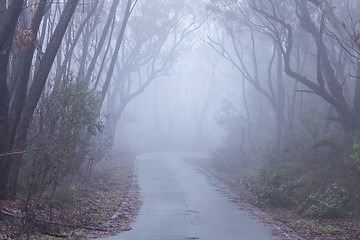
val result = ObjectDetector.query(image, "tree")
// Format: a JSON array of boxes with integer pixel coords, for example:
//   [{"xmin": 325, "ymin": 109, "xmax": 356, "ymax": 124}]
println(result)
[
  {"xmin": 98, "ymin": 0, "xmax": 134, "ymax": 106},
  {"xmin": 53, "ymin": 0, "xmax": 100, "ymax": 83},
  {"xmin": 1, "ymin": 0, "xmax": 80, "ymax": 200},
  {"xmin": 103, "ymin": 0, "xmax": 202, "ymax": 144},
  {"xmin": 206, "ymin": 1, "xmax": 294, "ymax": 145},
  {"xmin": 83, "ymin": 0, "xmax": 122, "ymax": 84},
  {"xmin": 209, "ymin": 0, "xmax": 360, "ymax": 136},
  {"xmin": 0, "ymin": 0, "xmax": 25, "ymax": 200}
]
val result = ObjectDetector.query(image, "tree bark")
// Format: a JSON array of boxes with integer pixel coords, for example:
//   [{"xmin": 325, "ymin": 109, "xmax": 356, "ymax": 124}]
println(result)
[
  {"xmin": 308, "ymin": 0, "xmax": 360, "ymax": 57},
  {"xmin": 0, "ymin": 0, "xmax": 24, "ymax": 49},
  {"xmin": 0, "ymin": 0, "xmax": 24, "ymax": 200},
  {"xmin": 296, "ymin": 1, "xmax": 354, "ymax": 133},
  {"xmin": 8, "ymin": 0, "xmax": 47, "ymax": 149},
  {"xmin": 5, "ymin": 0, "xmax": 79, "ymax": 199}
]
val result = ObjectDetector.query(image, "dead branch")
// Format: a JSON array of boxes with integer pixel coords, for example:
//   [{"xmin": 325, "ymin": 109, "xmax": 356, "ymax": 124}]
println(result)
[
  {"xmin": 40, "ymin": 231, "xmax": 71, "ymax": 239},
  {"xmin": 0, "ymin": 145, "xmax": 53, "ymax": 157},
  {"xmin": 1, "ymin": 208, "xmax": 108, "ymax": 232}
]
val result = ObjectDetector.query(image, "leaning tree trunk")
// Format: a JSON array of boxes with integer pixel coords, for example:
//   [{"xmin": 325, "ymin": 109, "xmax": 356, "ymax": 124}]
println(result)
[
  {"xmin": 0, "ymin": 0, "xmax": 24, "ymax": 200},
  {"xmin": 5, "ymin": 0, "xmax": 79, "ymax": 199},
  {"xmin": 54, "ymin": 0, "xmax": 99, "ymax": 82},
  {"xmin": 8, "ymin": 0, "xmax": 47, "ymax": 150},
  {"xmin": 84, "ymin": 0, "xmax": 121, "ymax": 84},
  {"xmin": 99, "ymin": 0, "xmax": 133, "ymax": 106}
]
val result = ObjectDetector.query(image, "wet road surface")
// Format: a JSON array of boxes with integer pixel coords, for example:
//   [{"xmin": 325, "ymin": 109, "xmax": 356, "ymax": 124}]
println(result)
[{"xmin": 98, "ymin": 152, "xmax": 279, "ymax": 240}]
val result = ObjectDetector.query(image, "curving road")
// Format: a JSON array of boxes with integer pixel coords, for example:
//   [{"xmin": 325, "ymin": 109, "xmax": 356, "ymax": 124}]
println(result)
[{"xmin": 98, "ymin": 152, "xmax": 281, "ymax": 240}]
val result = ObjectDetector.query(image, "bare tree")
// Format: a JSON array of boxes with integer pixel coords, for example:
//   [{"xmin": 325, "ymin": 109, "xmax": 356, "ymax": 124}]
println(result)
[
  {"xmin": 211, "ymin": 0, "xmax": 360, "ymax": 136},
  {"xmin": 103, "ymin": 0, "xmax": 202, "ymax": 144},
  {"xmin": 205, "ymin": 2, "xmax": 291, "ymax": 144}
]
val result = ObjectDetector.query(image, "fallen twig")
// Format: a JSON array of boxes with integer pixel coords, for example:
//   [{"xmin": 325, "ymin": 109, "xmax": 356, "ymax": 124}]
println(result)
[
  {"xmin": 40, "ymin": 230, "xmax": 70, "ymax": 238},
  {"xmin": 1, "ymin": 208, "xmax": 108, "ymax": 232}
]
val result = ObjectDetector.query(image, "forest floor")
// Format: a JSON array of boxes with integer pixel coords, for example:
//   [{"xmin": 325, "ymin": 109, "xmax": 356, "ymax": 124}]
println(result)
[
  {"xmin": 189, "ymin": 157, "xmax": 360, "ymax": 240},
  {"xmin": 0, "ymin": 151, "xmax": 140, "ymax": 240}
]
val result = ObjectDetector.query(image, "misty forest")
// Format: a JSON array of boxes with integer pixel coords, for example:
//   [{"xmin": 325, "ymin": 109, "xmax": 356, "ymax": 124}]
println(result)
[{"xmin": 0, "ymin": 0, "xmax": 360, "ymax": 239}]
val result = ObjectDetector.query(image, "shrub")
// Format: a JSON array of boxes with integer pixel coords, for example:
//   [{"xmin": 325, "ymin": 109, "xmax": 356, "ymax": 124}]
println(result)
[
  {"xmin": 350, "ymin": 137, "xmax": 360, "ymax": 170},
  {"xmin": 21, "ymin": 75, "xmax": 104, "ymax": 199},
  {"xmin": 50, "ymin": 184, "xmax": 77, "ymax": 205},
  {"xmin": 248, "ymin": 171, "xmax": 293, "ymax": 207},
  {"xmin": 298, "ymin": 183, "xmax": 349, "ymax": 218}
]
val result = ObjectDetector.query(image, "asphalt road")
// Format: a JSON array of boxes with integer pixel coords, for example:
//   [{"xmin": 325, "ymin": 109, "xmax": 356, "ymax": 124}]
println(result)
[{"xmin": 99, "ymin": 152, "xmax": 279, "ymax": 240}]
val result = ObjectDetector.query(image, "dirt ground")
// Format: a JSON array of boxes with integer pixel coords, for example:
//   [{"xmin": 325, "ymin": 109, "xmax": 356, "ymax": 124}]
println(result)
[{"xmin": 0, "ymin": 151, "xmax": 140, "ymax": 240}]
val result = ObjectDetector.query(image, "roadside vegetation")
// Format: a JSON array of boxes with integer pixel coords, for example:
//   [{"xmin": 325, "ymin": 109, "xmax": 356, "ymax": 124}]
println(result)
[
  {"xmin": 199, "ymin": 1, "xmax": 360, "ymax": 239},
  {"xmin": 201, "ymin": 107, "xmax": 360, "ymax": 239},
  {"xmin": 1, "ymin": 0, "xmax": 360, "ymax": 239},
  {"xmin": 0, "ymin": 0, "xmax": 198, "ymax": 238},
  {"xmin": 0, "ymin": 152, "xmax": 139, "ymax": 239}
]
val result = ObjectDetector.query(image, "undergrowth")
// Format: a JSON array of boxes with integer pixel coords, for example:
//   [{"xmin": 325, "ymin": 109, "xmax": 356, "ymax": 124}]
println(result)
[{"xmin": 210, "ymin": 108, "xmax": 360, "ymax": 219}]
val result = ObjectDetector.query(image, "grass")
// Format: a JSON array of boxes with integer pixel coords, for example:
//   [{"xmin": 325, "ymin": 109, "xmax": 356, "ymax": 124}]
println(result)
[
  {"xmin": 36, "ymin": 229, "xmax": 84, "ymax": 240},
  {"xmin": 94, "ymin": 196, "xmax": 121, "ymax": 224},
  {"xmin": 287, "ymin": 219, "xmax": 344, "ymax": 233},
  {"xmin": 191, "ymin": 158, "xmax": 229, "ymax": 181},
  {"xmin": 188, "ymin": 157, "xmax": 252, "ymax": 200},
  {"xmin": 92, "ymin": 170, "xmax": 128, "ymax": 224}
]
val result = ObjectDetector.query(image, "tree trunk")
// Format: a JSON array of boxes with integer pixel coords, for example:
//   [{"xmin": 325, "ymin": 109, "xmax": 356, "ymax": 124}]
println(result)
[
  {"xmin": 275, "ymin": 45, "xmax": 285, "ymax": 143},
  {"xmin": 8, "ymin": 0, "xmax": 47, "ymax": 149},
  {"xmin": 0, "ymin": 0, "xmax": 24, "ymax": 200},
  {"xmin": 99, "ymin": 0, "xmax": 133, "ymax": 105},
  {"xmin": 84, "ymin": 0, "xmax": 121, "ymax": 84},
  {"xmin": 0, "ymin": 0, "xmax": 24, "ymax": 48},
  {"xmin": 0, "ymin": 72, "xmax": 10, "ymax": 200},
  {"xmin": 54, "ymin": 0, "xmax": 99, "ymax": 82},
  {"xmin": 5, "ymin": 0, "xmax": 79, "ymax": 199},
  {"xmin": 353, "ymin": 61, "xmax": 360, "ymax": 131}
]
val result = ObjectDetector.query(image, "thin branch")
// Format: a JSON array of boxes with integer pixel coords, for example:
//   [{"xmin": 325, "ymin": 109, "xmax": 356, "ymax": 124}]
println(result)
[
  {"xmin": 0, "ymin": 145, "xmax": 54, "ymax": 157},
  {"xmin": 295, "ymin": 89, "xmax": 316, "ymax": 94}
]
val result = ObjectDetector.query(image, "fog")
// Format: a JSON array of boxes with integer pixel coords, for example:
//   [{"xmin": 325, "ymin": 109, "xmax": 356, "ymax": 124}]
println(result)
[
  {"xmin": 1, "ymin": 1, "xmax": 360, "ymax": 237},
  {"xmin": 97, "ymin": 0, "xmax": 360, "ymax": 160},
  {"xmin": 113, "ymin": 45, "xmax": 237, "ymax": 152}
]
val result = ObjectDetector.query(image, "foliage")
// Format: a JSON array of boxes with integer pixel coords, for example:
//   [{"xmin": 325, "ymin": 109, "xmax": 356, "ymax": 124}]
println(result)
[
  {"xmin": 299, "ymin": 107, "xmax": 322, "ymax": 139},
  {"xmin": 211, "ymin": 102, "xmax": 360, "ymax": 217},
  {"xmin": 50, "ymin": 184, "xmax": 77, "ymax": 205},
  {"xmin": 20, "ymin": 75, "xmax": 104, "ymax": 199},
  {"xmin": 248, "ymin": 171, "xmax": 292, "ymax": 207},
  {"xmin": 211, "ymin": 99, "xmax": 254, "ymax": 173},
  {"xmin": 350, "ymin": 137, "xmax": 360, "ymax": 170},
  {"xmin": 287, "ymin": 219, "xmax": 344, "ymax": 233},
  {"xmin": 248, "ymin": 168, "xmax": 306, "ymax": 208},
  {"xmin": 298, "ymin": 183, "xmax": 349, "ymax": 219}
]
